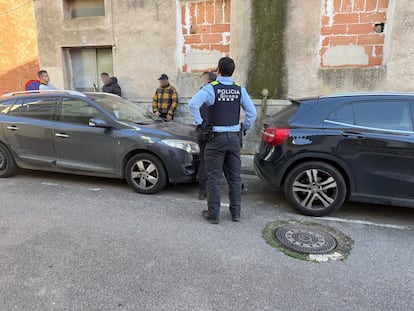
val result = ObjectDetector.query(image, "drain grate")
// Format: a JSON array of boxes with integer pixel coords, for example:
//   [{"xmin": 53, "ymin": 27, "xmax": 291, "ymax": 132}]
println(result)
[{"xmin": 274, "ymin": 224, "xmax": 337, "ymax": 254}]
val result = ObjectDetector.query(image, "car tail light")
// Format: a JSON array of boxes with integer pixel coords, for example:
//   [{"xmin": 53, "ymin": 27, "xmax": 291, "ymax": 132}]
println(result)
[{"xmin": 262, "ymin": 127, "xmax": 290, "ymax": 146}]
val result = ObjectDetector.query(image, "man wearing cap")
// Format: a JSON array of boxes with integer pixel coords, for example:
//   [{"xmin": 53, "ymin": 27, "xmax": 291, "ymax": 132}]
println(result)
[{"xmin": 152, "ymin": 74, "xmax": 178, "ymax": 121}]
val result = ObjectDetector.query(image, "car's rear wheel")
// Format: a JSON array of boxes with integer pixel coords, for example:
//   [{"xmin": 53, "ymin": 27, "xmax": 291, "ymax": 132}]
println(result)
[
  {"xmin": 0, "ymin": 144, "xmax": 17, "ymax": 178},
  {"xmin": 284, "ymin": 161, "xmax": 347, "ymax": 216},
  {"xmin": 125, "ymin": 153, "xmax": 167, "ymax": 194}
]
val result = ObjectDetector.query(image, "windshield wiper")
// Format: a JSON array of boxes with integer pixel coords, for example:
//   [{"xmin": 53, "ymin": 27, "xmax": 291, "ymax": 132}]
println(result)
[{"xmin": 134, "ymin": 121, "xmax": 154, "ymax": 125}]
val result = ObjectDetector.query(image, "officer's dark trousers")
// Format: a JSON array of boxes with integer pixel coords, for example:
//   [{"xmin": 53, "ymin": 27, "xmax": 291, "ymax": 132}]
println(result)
[
  {"xmin": 205, "ymin": 132, "xmax": 241, "ymax": 220},
  {"xmin": 198, "ymin": 139, "xmax": 207, "ymax": 192}
]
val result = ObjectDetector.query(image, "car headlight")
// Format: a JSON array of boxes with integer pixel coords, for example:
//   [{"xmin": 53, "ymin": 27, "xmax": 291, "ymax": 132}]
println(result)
[{"xmin": 161, "ymin": 139, "xmax": 200, "ymax": 155}]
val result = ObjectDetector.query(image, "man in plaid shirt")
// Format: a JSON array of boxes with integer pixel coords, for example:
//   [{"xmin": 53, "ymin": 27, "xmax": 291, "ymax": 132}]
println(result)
[{"xmin": 152, "ymin": 74, "xmax": 178, "ymax": 121}]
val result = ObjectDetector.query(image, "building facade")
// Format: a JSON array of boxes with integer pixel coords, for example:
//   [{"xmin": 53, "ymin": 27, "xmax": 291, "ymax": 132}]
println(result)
[
  {"xmin": 285, "ymin": 0, "xmax": 414, "ymax": 97},
  {"xmin": 32, "ymin": 0, "xmax": 251, "ymax": 101},
  {"xmin": 32, "ymin": 0, "xmax": 414, "ymax": 102},
  {"xmin": 0, "ymin": 0, "xmax": 39, "ymax": 94}
]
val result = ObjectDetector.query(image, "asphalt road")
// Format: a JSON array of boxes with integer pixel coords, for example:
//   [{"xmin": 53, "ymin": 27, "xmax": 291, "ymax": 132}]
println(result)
[{"xmin": 1, "ymin": 170, "xmax": 414, "ymax": 311}]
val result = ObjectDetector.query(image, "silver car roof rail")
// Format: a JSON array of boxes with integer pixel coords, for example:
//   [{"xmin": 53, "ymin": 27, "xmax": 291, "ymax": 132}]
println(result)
[
  {"xmin": 1, "ymin": 90, "xmax": 87, "ymax": 97},
  {"xmin": 84, "ymin": 91, "xmax": 121, "ymax": 98}
]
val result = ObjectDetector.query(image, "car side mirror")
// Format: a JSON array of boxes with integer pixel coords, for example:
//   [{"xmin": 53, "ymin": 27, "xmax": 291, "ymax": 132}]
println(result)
[{"xmin": 89, "ymin": 118, "xmax": 113, "ymax": 129}]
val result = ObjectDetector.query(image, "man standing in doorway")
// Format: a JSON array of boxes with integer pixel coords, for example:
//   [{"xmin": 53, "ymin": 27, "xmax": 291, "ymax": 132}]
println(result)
[
  {"xmin": 101, "ymin": 72, "xmax": 122, "ymax": 96},
  {"xmin": 152, "ymin": 74, "xmax": 178, "ymax": 121},
  {"xmin": 38, "ymin": 70, "xmax": 60, "ymax": 90},
  {"xmin": 189, "ymin": 57, "xmax": 257, "ymax": 224}
]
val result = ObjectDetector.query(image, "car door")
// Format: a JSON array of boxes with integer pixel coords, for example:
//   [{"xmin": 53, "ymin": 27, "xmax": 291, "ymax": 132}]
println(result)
[
  {"xmin": 53, "ymin": 97, "xmax": 117, "ymax": 174},
  {"xmin": 328, "ymin": 99, "xmax": 414, "ymax": 200},
  {"xmin": 1, "ymin": 97, "xmax": 57, "ymax": 167}
]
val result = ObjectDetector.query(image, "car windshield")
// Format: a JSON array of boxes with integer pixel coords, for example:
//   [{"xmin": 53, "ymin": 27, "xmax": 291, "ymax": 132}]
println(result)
[{"xmin": 85, "ymin": 93, "xmax": 161, "ymax": 124}]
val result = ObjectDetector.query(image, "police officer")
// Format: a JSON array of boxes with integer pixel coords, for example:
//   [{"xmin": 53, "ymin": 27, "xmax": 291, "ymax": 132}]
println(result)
[
  {"xmin": 197, "ymin": 71, "xmax": 217, "ymax": 200},
  {"xmin": 189, "ymin": 57, "xmax": 257, "ymax": 224}
]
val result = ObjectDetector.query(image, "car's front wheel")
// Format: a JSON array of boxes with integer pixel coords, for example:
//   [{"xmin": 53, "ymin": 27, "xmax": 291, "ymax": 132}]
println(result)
[
  {"xmin": 125, "ymin": 153, "xmax": 167, "ymax": 194},
  {"xmin": 0, "ymin": 144, "xmax": 17, "ymax": 178},
  {"xmin": 284, "ymin": 161, "xmax": 347, "ymax": 216}
]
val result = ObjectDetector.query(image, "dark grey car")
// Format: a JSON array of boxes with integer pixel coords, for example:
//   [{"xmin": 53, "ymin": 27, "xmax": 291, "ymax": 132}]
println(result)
[{"xmin": 0, "ymin": 91, "xmax": 200, "ymax": 193}]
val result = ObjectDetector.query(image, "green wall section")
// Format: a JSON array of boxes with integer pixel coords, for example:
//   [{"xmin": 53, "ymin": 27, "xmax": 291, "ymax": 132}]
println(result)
[{"xmin": 246, "ymin": 0, "xmax": 285, "ymax": 99}]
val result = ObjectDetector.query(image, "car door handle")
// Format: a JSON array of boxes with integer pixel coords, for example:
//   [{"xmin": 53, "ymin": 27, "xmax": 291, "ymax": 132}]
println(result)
[
  {"xmin": 6, "ymin": 125, "xmax": 19, "ymax": 131},
  {"xmin": 55, "ymin": 133, "xmax": 69, "ymax": 138},
  {"xmin": 341, "ymin": 131, "xmax": 365, "ymax": 139}
]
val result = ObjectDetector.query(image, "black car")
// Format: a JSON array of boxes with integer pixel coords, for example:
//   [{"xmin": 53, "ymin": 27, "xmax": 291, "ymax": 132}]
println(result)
[
  {"xmin": 0, "ymin": 90, "xmax": 199, "ymax": 193},
  {"xmin": 254, "ymin": 93, "xmax": 414, "ymax": 216}
]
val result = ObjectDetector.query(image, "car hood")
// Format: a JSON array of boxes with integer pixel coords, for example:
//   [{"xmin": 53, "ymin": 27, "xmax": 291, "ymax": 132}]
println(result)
[{"xmin": 123, "ymin": 120, "xmax": 198, "ymax": 141}]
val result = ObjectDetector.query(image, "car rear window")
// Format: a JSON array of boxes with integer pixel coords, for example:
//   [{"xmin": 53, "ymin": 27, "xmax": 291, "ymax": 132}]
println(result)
[
  {"xmin": 330, "ymin": 103, "xmax": 354, "ymax": 124},
  {"xmin": 265, "ymin": 101, "xmax": 300, "ymax": 125}
]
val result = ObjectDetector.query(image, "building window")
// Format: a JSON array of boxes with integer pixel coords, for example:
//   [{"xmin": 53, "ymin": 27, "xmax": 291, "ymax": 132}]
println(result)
[
  {"xmin": 320, "ymin": 0, "xmax": 389, "ymax": 68},
  {"xmin": 63, "ymin": 0, "xmax": 105, "ymax": 19},
  {"xmin": 180, "ymin": 0, "xmax": 231, "ymax": 73}
]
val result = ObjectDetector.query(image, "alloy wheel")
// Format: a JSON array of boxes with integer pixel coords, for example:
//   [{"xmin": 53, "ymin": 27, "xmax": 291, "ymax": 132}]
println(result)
[
  {"xmin": 0, "ymin": 149, "xmax": 7, "ymax": 172},
  {"xmin": 292, "ymin": 168, "xmax": 338, "ymax": 210},
  {"xmin": 130, "ymin": 159, "xmax": 159, "ymax": 190}
]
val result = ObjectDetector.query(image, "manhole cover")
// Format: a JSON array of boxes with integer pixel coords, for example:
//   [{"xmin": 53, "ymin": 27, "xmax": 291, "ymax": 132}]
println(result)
[{"xmin": 274, "ymin": 224, "xmax": 337, "ymax": 254}]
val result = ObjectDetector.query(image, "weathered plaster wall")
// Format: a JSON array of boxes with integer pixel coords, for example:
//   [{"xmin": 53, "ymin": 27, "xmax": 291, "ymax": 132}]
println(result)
[
  {"xmin": 226, "ymin": 0, "xmax": 252, "ymax": 86},
  {"xmin": 111, "ymin": 0, "xmax": 179, "ymax": 100},
  {"xmin": 34, "ymin": 0, "xmax": 179, "ymax": 99},
  {"xmin": 284, "ymin": 0, "xmax": 322, "ymax": 98},
  {"xmin": 33, "ymin": 0, "xmax": 253, "ymax": 101},
  {"xmin": 33, "ymin": 0, "xmax": 114, "ymax": 89},
  {"xmin": 383, "ymin": 0, "xmax": 414, "ymax": 90},
  {"xmin": 285, "ymin": 0, "xmax": 414, "ymax": 97}
]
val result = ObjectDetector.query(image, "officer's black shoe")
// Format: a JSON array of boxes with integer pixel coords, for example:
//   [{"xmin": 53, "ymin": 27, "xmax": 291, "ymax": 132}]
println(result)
[
  {"xmin": 198, "ymin": 191, "xmax": 207, "ymax": 200},
  {"xmin": 202, "ymin": 210, "xmax": 219, "ymax": 224},
  {"xmin": 231, "ymin": 215, "xmax": 240, "ymax": 222}
]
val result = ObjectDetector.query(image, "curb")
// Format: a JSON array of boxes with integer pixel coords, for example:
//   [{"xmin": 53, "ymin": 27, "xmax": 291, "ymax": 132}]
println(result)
[{"xmin": 241, "ymin": 154, "xmax": 255, "ymax": 175}]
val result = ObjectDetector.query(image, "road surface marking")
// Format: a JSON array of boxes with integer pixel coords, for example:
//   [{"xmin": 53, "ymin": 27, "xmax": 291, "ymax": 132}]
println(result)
[
  {"xmin": 318, "ymin": 216, "xmax": 407, "ymax": 230},
  {"xmin": 41, "ymin": 182, "xmax": 59, "ymax": 186},
  {"xmin": 87, "ymin": 188, "xmax": 101, "ymax": 192}
]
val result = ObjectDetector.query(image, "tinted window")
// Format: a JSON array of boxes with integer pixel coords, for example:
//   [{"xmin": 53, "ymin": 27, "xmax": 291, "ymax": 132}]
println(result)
[
  {"xmin": 329, "ymin": 104, "xmax": 354, "ymax": 124},
  {"xmin": 353, "ymin": 101, "xmax": 412, "ymax": 131},
  {"xmin": 59, "ymin": 98, "xmax": 104, "ymax": 125},
  {"xmin": 10, "ymin": 98, "xmax": 56, "ymax": 120},
  {"xmin": 6, "ymin": 99, "xmax": 24, "ymax": 117},
  {"xmin": 0, "ymin": 99, "xmax": 15, "ymax": 114}
]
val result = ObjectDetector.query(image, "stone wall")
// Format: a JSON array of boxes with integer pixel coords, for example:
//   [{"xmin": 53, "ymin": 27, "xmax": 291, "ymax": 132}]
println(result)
[{"xmin": 137, "ymin": 98, "xmax": 291, "ymax": 154}]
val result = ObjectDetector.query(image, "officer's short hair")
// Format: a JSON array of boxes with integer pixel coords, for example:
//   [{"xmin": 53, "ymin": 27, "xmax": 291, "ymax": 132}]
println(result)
[
  {"xmin": 101, "ymin": 72, "xmax": 110, "ymax": 77},
  {"xmin": 218, "ymin": 57, "xmax": 235, "ymax": 77},
  {"xmin": 38, "ymin": 70, "xmax": 47, "ymax": 78}
]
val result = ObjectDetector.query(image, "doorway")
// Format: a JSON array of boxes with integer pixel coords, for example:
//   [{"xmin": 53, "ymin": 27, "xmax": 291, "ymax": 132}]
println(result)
[{"xmin": 70, "ymin": 47, "xmax": 113, "ymax": 92}]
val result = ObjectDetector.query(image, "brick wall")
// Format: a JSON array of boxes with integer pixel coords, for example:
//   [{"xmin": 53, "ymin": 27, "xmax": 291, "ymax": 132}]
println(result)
[
  {"xmin": 320, "ymin": 0, "xmax": 389, "ymax": 68},
  {"xmin": 0, "ymin": 1, "xmax": 39, "ymax": 94},
  {"xmin": 181, "ymin": 0, "xmax": 231, "ymax": 72}
]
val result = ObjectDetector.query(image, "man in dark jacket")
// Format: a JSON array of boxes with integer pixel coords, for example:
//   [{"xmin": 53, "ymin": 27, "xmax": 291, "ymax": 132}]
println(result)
[{"xmin": 101, "ymin": 72, "xmax": 122, "ymax": 96}]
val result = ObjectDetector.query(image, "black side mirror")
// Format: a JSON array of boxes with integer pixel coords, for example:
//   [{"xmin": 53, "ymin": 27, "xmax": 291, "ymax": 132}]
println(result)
[{"xmin": 89, "ymin": 118, "xmax": 113, "ymax": 129}]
